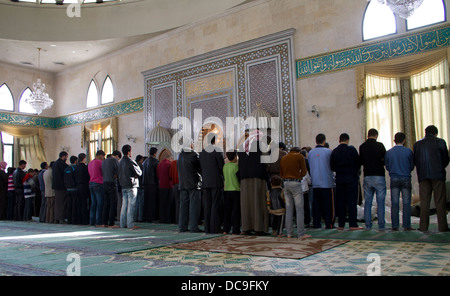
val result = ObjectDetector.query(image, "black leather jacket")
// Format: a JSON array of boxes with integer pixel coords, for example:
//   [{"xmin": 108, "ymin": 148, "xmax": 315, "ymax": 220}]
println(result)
[
  {"xmin": 177, "ymin": 148, "xmax": 202, "ymax": 191},
  {"xmin": 413, "ymin": 135, "xmax": 449, "ymax": 183}
]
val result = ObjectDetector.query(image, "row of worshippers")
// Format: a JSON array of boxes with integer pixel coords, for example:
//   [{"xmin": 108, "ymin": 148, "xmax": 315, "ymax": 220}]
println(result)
[
  {"xmin": 278, "ymin": 125, "xmax": 449, "ymax": 235},
  {"xmin": 0, "ymin": 144, "xmax": 145, "ymax": 229}
]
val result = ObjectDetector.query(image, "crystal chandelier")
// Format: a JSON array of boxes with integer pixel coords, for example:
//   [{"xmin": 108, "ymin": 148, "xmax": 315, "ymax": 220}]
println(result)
[
  {"xmin": 377, "ymin": 0, "xmax": 424, "ymax": 19},
  {"xmin": 26, "ymin": 48, "xmax": 53, "ymax": 115}
]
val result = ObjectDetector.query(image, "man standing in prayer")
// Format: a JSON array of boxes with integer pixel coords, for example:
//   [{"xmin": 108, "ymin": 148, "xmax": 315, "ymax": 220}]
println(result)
[
  {"xmin": 157, "ymin": 151, "xmax": 174, "ymax": 223},
  {"xmin": 13, "ymin": 160, "xmax": 27, "ymax": 221},
  {"xmin": 280, "ymin": 146, "xmax": 311, "ymax": 238},
  {"xmin": 330, "ymin": 133, "xmax": 363, "ymax": 230},
  {"xmin": 44, "ymin": 162, "xmax": 55, "ymax": 223},
  {"xmin": 102, "ymin": 150, "xmax": 121, "ymax": 227},
  {"xmin": 38, "ymin": 162, "xmax": 48, "ymax": 222},
  {"xmin": 359, "ymin": 128, "xmax": 387, "ymax": 230},
  {"xmin": 75, "ymin": 153, "xmax": 90, "ymax": 225},
  {"xmin": 177, "ymin": 140, "xmax": 203, "ymax": 233},
  {"xmin": 88, "ymin": 150, "xmax": 105, "ymax": 226},
  {"xmin": 238, "ymin": 130, "xmax": 270, "ymax": 236},
  {"xmin": 52, "ymin": 151, "xmax": 69, "ymax": 224},
  {"xmin": 199, "ymin": 135, "xmax": 225, "ymax": 234},
  {"xmin": 0, "ymin": 161, "xmax": 8, "ymax": 220},
  {"xmin": 142, "ymin": 147, "xmax": 159, "ymax": 222},
  {"xmin": 118, "ymin": 144, "xmax": 142, "ymax": 229},
  {"xmin": 308, "ymin": 134, "xmax": 335, "ymax": 229},
  {"xmin": 413, "ymin": 125, "xmax": 449, "ymax": 232},
  {"xmin": 385, "ymin": 132, "xmax": 415, "ymax": 231}
]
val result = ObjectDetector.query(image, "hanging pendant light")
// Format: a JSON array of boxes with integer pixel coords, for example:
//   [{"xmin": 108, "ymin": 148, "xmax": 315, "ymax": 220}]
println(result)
[
  {"xmin": 26, "ymin": 48, "xmax": 54, "ymax": 115},
  {"xmin": 377, "ymin": 0, "xmax": 424, "ymax": 19}
]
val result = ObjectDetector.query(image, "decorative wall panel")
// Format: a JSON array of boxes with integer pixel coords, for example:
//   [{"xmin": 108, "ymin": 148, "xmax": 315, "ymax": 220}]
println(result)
[{"xmin": 143, "ymin": 29, "xmax": 298, "ymax": 150}]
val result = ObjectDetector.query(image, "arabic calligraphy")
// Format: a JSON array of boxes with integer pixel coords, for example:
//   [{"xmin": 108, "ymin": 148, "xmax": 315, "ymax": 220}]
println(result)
[{"xmin": 296, "ymin": 25, "xmax": 450, "ymax": 78}]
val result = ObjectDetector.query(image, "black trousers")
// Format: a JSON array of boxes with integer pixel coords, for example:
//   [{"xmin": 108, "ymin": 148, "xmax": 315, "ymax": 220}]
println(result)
[
  {"xmin": 312, "ymin": 188, "xmax": 334, "ymax": 229},
  {"xmin": 14, "ymin": 189, "xmax": 24, "ymax": 221},
  {"xmin": 7, "ymin": 190, "xmax": 15, "ymax": 220},
  {"xmin": 335, "ymin": 179, "xmax": 359, "ymax": 228},
  {"xmin": 143, "ymin": 184, "xmax": 159, "ymax": 222},
  {"xmin": 159, "ymin": 188, "xmax": 173, "ymax": 223},
  {"xmin": 68, "ymin": 190, "xmax": 81, "ymax": 225},
  {"xmin": 172, "ymin": 184, "xmax": 180, "ymax": 224},
  {"xmin": 203, "ymin": 188, "xmax": 223, "ymax": 234},
  {"xmin": 223, "ymin": 191, "xmax": 241, "ymax": 234},
  {"xmin": 102, "ymin": 182, "xmax": 118, "ymax": 226},
  {"xmin": 77, "ymin": 185, "xmax": 90, "ymax": 225}
]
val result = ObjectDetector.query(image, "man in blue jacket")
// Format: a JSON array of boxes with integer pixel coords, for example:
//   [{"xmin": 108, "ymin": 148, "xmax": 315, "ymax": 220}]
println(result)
[
  {"xmin": 309, "ymin": 133, "xmax": 335, "ymax": 229},
  {"xmin": 385, "ymin": 132, "xmax": 414, "ymax": 231}
]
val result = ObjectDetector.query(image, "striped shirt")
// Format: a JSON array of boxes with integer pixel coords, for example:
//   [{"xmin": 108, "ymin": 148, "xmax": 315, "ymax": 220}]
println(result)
[{"xmin": 7, "ymin": 174, "xmax": 14, "ymax": 191}]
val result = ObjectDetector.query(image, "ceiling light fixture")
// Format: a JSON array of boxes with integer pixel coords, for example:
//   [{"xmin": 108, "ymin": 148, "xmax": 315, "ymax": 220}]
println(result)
[
  {"xmin": 376, "ymin": 0, "xmax": 424, "ymax": 19},
  {"xmin": 26, "ymin": 48, "xmax": 54, "ymax": 115}
]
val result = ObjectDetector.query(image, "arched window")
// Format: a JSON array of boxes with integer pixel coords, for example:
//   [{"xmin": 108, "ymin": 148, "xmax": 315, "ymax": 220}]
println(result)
[
  {"xmin": 19, "ymin": 88, "xmax": 37, "ymax": 114},
  {"xmin": 101, "ymin": 76, "xmax": 114, "ymax": 104},
  {"xmin": 0, "ymin": 84, "xmax": 14, "ymax": 111},
  {"xmin": 407, "ymin": 0, "xmax": 446, "ymax": 30},
  {"xmin": 362, "ymin": 0, "xmax": 397, "ymax": 41},
  {"xmin": 86, "ymin": 79, "xmax": 99, "ymax": 108}
]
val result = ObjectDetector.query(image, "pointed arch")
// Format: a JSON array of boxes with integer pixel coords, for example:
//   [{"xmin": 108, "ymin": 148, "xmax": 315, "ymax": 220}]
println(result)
[
  {"xmin": 407, "ymin": 0, "xmax": 446, "ymax": 30},
  {"xmin": 0, "ymin": 83, "xmax": 14, "ymax": 111},
  {"xmin": 362, "ymin": 0, "xmax": 397, "ymax": 41},
  {"xmin": 86, "ymin": 79, "xmax": 99, "ymax": 108},
  {"xmin": 19, "ymin": 87, "xmax": 36, "ymax": 114},
  {"xmin": 101, "ymin": 75, "xmax": 114, "ymax": 105}
]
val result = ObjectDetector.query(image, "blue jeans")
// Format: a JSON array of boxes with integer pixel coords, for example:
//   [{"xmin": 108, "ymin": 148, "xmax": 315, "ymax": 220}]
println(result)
[
  {"xmin": 283, "ymin": 181, "xmax": 306, "ymax": 237},
  {"xmin": 121, "ymin": 188, "xmax": 138, "ymax": 228},
  {"xmin": 89, "ymin": 182, "xmax": 104, "ymax": 226},
  {"xmin": 390, "ymin": 177, "xmax": 412, "ymax": 229},
  {"xmin": 179, "ymin": 189, "xmax": 202, "ymax": 232},
  {"xmin": 363, "ymin": 176, "xmax": 386, "ymax": 229}
]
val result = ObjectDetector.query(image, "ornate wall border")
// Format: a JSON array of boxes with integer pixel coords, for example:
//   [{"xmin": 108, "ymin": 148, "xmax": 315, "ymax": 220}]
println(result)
[
  {"xmin": 0, "ymin": 97, "xmax": 143, "ymax": 129},
  {"xmin": 296, "ymin": 24, "xmax": 450, "ymax": 79},
  {"xmin": 143, "ymin": 28, "xmax": 298, "ymax": 149}
]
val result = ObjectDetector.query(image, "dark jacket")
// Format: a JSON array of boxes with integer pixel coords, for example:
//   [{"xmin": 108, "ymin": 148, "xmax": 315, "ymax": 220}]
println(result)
[
  {"xmin": 413, "ymin": 135, "xmax": 449, "ymax": 183},
  {"xmin": 52, "ymin": 158, "xmax": 69, "ymax": 190},
  {"xmin": 74, "ymin": 162, "xmax": 90, "ymax": 187},
  {"xmin": 330, "ymin": 143, "xmax": 361, "ymax": 182},
  {"xmin": 237, "ymin": 140, "xmax": 270, "ymax": 183},
  {"xmin": 142, "ymin": 156, "xmax": 159, "ymax": 186},
  {"xmin": 118, "ymin": 156, "xmax": 142, "ymax": 189},
  {"xmin": 199, "ymin": 145, "xmax": 225, "ymax": 189},
  {"xmin": 177, "ymin": 148, "xmax": 202, "ymax": 191},
  {"xmin": 359, "ymin": 138, "xmax": 386, "ymax": 177},
  {"xmin": 13, "ymin": 168, "xmax": 26, "ymax": 190}
]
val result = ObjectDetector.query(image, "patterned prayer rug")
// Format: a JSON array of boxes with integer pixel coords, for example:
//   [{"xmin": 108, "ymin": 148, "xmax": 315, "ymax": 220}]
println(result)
[{"xmin": 171, "ymin": 235, "xmax": 349, "ymax": 259}]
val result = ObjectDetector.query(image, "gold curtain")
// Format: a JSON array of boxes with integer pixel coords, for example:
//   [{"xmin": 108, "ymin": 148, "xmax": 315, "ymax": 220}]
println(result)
[
  {"xmin": 357, "ymin": 49, "xmax": 448, "ymax": 105},
  {"xmin": 81, "ymin": 117, "xmax": 118, "ymax": 161},
  {"xmin": 0, "ymin": 124, "xmax": 46, "ymax": 169},
  {"xmin": 411, "ymin": 58, "xmax": 449, "ymax": 145}
]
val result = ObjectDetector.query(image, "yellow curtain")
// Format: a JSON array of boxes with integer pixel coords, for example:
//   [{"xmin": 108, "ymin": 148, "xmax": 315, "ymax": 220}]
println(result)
[
  {"xmin": 365, "ymin": 74, "xmax": 402, "ymax": 150},
  {"xmin": 82, "ymin": 117, "xmax": 118, "ymax": 161},
  {"xmin": 411, "ymin": 58, "xmax": 450, "ymax": 145},
  {"xmin": 357, "ymin": 49, "xmax": 448, "ymax": 105},
  {"xmin": 0, "ymin": 124, "xmax": 46, "ymax": 169}
]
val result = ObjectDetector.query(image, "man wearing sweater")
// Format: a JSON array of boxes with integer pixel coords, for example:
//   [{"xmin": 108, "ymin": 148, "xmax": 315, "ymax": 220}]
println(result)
[
  {"xmin": 280, "ymin": 146, "xmax": 311, "ymax": 238},
  {"xmin": 359, "ymin": 128, "xmax": 386, "ymax": 230},
  {"xmin": 385, "ymin": 132, "xmax": 415, "ymax": 231}
]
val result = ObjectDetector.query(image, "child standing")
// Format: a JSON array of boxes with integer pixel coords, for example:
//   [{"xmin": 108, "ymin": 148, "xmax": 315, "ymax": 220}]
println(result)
[
  {"xmin": 266, "ymin": 176, "xmax": 286, "ymax": 236},
  {"xmin": 23, "ymin": 170, "xmax": 36, "ymax": 221},
  {"xmin": 222, "ymin": 151, "xmax": 241, "ymax": 235}
]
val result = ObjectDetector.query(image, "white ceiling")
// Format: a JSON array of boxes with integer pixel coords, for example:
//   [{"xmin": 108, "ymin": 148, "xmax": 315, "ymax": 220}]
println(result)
[{"xmin": 0, "ymin": 0, "xmax": 256, "ymax": 73}]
